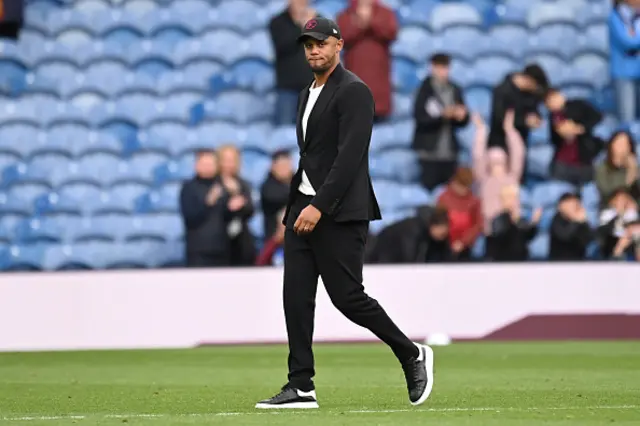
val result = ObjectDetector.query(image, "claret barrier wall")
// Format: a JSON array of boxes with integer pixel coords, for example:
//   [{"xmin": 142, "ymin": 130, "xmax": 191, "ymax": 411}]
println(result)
[{"xmin": 1, "ymin": 263, "xmax": 639, "ymax": 352}]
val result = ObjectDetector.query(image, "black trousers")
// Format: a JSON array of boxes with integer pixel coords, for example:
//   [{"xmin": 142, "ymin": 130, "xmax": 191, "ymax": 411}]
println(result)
[
  {"xmin": 419, "ymin": 159, "xmax": 457, "ymax": 191},
  {"xmin": 283, "ymin": 193, "xmax": 418, "ymax": 391}
]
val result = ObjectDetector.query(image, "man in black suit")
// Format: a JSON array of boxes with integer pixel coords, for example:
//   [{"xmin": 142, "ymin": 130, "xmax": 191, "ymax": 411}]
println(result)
[{"xmin": 256, "ymin": 17, "xmax": 434, "ymax": 410}]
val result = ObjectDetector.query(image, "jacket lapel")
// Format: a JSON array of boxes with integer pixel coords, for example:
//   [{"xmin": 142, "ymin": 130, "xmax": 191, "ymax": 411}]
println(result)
[
  {"xmin": 296, "ymin": 86, "xmax": 311, "ymax": 149},
  {"xmin": 301, "ymin": 64, "xmax": 345, "ymax": 151}
]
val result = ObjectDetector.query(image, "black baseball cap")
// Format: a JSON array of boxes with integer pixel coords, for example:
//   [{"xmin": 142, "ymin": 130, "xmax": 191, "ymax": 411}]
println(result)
[{"xmin": 297, "ymin": 17, "xmax": 342, "ymax": 43}]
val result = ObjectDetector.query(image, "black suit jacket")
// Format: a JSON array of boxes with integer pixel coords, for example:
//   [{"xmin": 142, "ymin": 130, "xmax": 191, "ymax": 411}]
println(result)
[{"xmin": 282, "ymin": 63, "xmax": 382, "ymax": 225}]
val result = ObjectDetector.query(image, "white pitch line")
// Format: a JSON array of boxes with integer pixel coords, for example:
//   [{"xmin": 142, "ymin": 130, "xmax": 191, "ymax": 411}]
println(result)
[{"xmin": 1, "ymin": 405, "xmax": 638, "ymax": 422}]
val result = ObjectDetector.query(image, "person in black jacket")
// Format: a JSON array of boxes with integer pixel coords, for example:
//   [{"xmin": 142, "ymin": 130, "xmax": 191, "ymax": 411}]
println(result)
[
  {"xmin": 412, "ymin": 53, "xmax": 469, "ymax": 190},
  {"xmin": 486, "ymin": 184, "xmax": 541, "ymax": 261},
  {"xmin": 258, "ymin": 18, "xmax": 432, "ymax": 409},
  {"xmin": 597, "ymin": 187, "xmax": 639, "ymax": 259},
  {"xmin": 549, "ymin": 192, "xmax": 594, "ymax": 261},
  {"xmin": 179, "ymin": 150, "xmax": 231, "ymax": 267},
  {"xmin": 269, "ymin": 0, "xmax": 318, "ymax": 125},
  {"xmin": 545, "ymin": 88, "xmax": 604, "ymax": 185},
  {"xmin": 218, "ymin": 145, "xmax": 257, "ymax": 266},
  {"xmin": 368, "ymin": 206, "xmax": 452, "ymax": 263},
  {"xmin": 260, "ymin": 150, "xmax": 293, "ymax": 239},
  {"xmin": 487, "ymin": 64, "xmax": 548, "ymax": 153}
]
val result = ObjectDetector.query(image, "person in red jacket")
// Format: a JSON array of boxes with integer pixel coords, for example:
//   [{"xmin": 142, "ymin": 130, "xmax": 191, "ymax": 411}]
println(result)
[
  {"xmin": 436, "ymin": 167, "xmax": 483, "ymax": 260},
  {"xmin": 337, "ymin": 0, "xmax": 398, "ymax": 121},
  {"xmin": 256, "ymin": 210, "xmax": 286, "ymax": 266}
]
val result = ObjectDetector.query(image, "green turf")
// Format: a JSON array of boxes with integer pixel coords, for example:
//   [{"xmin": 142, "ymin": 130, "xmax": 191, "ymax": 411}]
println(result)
[{"xmin": 1, "ymin": 341, "xmax": 639, "ymax": 425}]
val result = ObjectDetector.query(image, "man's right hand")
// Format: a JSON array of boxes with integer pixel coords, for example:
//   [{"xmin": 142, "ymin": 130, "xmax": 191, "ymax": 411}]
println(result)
[
  {"xmin": 206, "ymin": 184, "xmax": 223, "ymax": 206},
  {"xmin": 525, "ymin": 113, "xmax": 541, "ymax": 129}
]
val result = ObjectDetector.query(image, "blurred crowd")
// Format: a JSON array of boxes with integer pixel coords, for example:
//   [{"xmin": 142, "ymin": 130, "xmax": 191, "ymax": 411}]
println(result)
[{"xmin": 180, "ymin": 0, "xmax": 640, "ymax": 267}]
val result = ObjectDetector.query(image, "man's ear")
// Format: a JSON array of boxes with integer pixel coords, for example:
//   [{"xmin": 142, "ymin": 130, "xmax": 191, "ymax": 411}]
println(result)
[{"xmin": 336, "ymin": 38, "xmax": 344, "ymax": 53}]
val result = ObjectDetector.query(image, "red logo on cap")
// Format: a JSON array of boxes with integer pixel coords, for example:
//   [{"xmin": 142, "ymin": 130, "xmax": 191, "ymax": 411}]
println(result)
[{"xmin": 305, "ymin": 19, "xmax": 318, "ymax": 30}]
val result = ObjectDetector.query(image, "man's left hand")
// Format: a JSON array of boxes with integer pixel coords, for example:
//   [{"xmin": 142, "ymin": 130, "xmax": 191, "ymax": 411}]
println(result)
[{"xmin": 294, "ymin": 205, "xmax": 322, "ymax": 235}]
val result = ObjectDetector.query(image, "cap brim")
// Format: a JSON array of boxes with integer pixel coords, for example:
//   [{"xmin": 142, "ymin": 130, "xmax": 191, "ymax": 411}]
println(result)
[{"xmin": 297, "ymin": 32, "xmax": 329, "ymax": 43}]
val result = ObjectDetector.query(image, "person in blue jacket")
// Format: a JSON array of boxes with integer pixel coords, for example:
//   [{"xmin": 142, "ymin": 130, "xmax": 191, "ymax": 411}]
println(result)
[{"xmin": 609, "ymin": 0, "xmax": 640, "ymax": 121}]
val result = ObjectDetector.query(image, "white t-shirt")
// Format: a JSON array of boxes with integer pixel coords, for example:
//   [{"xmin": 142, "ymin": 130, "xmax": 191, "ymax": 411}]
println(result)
[{"xmin": 298, "ymin": 81, "xmax": 324, "ymax": 196}]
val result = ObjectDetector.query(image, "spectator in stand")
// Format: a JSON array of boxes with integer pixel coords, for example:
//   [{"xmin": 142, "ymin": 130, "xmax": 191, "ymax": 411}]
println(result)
[
  {"xmin": 598, "ymin": 187, "xmax": 639, "ymax": 259},
  {"xmin": 549, "ymin": 193, "xmax": 594, "ymax": 261},
  {"xmin": 609, "ymin": 220, "xmax": 640, "ymax": 261},
  {"xmin": 367, "ymin": 206, "xmax": 452, "ymax": 263},
  {"xmin": 488, "ymin": 64, "xmax": 548, "ymax": 153},
  {"xmin": 218, "ymin": 145, "xmax": 256, "ymax": 266},
  {"xmin": 545, "ymin": 88, "xmax": 604, "ymax": 186},
  {"xmin": 269, "ymin": 0, "xmax": 318, "ymax": 125},
  {"xmin": 472, "ymin": 110, "xmax": 525, "ymax": 236},
  {"xmin": 595, "ymin": 130, "xmax": 640, "ymax": 208},
  {"xmin": 261, "ymin": 150, "xmax": 293, "ymax": 240},
  {"xmin": 486, "ymin": 184, "xmax": 542, "ymax": 262},
  {"xmin": 337, "ymin": 0, "xmax": 397, "ymax": 122},
  {"xmin": 436, "ymin": 167, "xmax": 482, "ymax": 260},
  {"xmin": 412, "ymin": 53, "xmax": 469, "ymax": 190},
  {"xmin": 180, "ymin": 150, "xmax": 231, "ymax": 267},
  {"xmin": 256, "ymin": 209, "xmax": 286, "ymax": 266},
  {"xmin": 609, "ymin": 0, "xmax": 640, "ymax": 122}
]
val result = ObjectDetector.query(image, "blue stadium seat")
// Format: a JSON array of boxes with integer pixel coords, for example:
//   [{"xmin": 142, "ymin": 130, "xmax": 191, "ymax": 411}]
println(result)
[
  {"xmin": 581, "ymin": 182, "xmax": 600, "ymax": 210},
  {"xmin": 266, "ymin": 125, "xmax": 297, "ymax": 154},
  {"xmin": 118, "ymin": 152, "xmax": 168, "ymax": 185},
  {"xmin": 391, "ymin": 27, "xmax": 433, "ymax": 64},
  {"xmin": 485, "ymin": 25, "xmax": 529, "ymax": 60},
  {"xmin": 3, "ymin": 243, "xmax": 47, "ymax": 271},
  {"xmin": 527, "ymin": 2, "xmax": 577, "ymax": 28},
  {"xmin": 14, "ymin": 216, "xmax": 63, "ymax": 244},
  {"xmin": 245, "ymin": 31, "xmax": 275, "ymax": 64},
  {"xmin": 154, "ymin": 157, "xmax": 193, "ymax": 185},
  {"xmin": 532, "ymin": 181, "xmax": 577, "ymax": 209},
  {"xmin": 136, "ymin": 182, "xmax": 181, "ymax": 213},
  {"xmin": 391, "ymin": 93, "xmax": 412, "ymax": 121},
  {"xmin": 528, "ymin": 232, "xmax": 549, "ymax": 260},
  {"xmin": 570, "ymin": 53, "xmax": 609, "ymax": 89},
  {"xmin": 153, "ymin": 27, "xmax": 192, "ymax": 50},
  {"xmin": 216, "ymin": 0, "xmax": 270, "ymax": 34},
  {"xmin": 127, "ymin": 213, "xmax": 183, "ymax": 242},
  {"xmin": 55, "ymin": 29, "xmax": 93, "ymax": 50},
  {"xmin": 240, "ymin": 150, "xmax": 272, "ymax": 188},
  {"xmin": 371, "ymin": 123, "xmax": 403, "ymax": 153},
  {"xmin": 2, "ymin": 162, "xmax": 51, "ymax": 189},
  {"xmin": 397, "ymin": 184, "xmax": 431, "ymax": 209},
  {"xmin": 91, "ymin": 9, "xmax": 142, "ymax": 36},
  {"xmin": 369, "ymin": 208, "xmax": 416, "ymax": 235},
  {"xmin": 0, "ymin": 124, "xmax": 41, "ymax": 159},
  {"xmin": 226, "ymin": 59, "xmax": 274, "ymax": 94},
  {"xmin": 199, "ymin": 30, "xmax": 248, "ymax": 65},
  {"xmin": 526, "ymin": 145, "xmax": 554, "ymax": 179},
  {"xmin": 103, "ymin": 27, "xmax": 144, "ymax": 50},
  {"xmin": 468, "ymin": 56, "xmax": 518, "ymax": 88},
  {"xmin": 529, "ymin": 23, "xmax": 580, "ymax": 60},
  {"xmin": 399, "ymin": 0, "xmax": 437, "ymax": 28},
  {"xmin": 182, "ymin": 59, "xmax": 224, "ymax": 86},
  {"xmin": 582, "ymin": 22, "xmax": 608, "ymax": 56},
  {"xmin": 0, "ymin": 191, "xmax": 31, "ymax": 216},
  {"xmin": 74, "ymin": 41, "xmax": 127, "ymax": 70},
  {"xmin": 440, "ymin": 26, "xmax": 486, "ymax": 62},
  {"xmin": 41, "ymin": 244, "xmax": 74, "ymax": 271},
  {"xmin": 465, "ymin": 87, "xmax": 493, "ymax": 120},
  {"xmin": 430, "ymin": 2, "xmax": 482, "ymax": 31},
  {"xmin": 199, "ymin": 91, "xmax": 273, "ymax": 124},
  {"xmin": 370, "ymin": 149, "xmax": 420, "ymax": 183},
  {"xmin": 527, "ymin": 53, "xmax": 568, "ymax": 87},
  {"xmin": 128, "ymin": 41, "xmax": 176, "ymax": 71},
  {"xmin": 528, "ymin": 118, "xmax": 551, "ymax": 146},
  {"xmin": 392, "ymin": 58, "xmax": 421, "ymax": 95}
]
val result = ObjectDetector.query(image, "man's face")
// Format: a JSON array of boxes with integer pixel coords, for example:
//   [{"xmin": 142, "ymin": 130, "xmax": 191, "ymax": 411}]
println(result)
[
  {"xmin": 431, "ymin": 64, "xmax": 449, "ymax": 82},
  {"xmin": 429, "ymin": 223, "xmax": 449, "ymax": 241},
  {"xmin": 219, "ymin": 148, "xmax": 239, "ymax": 176},
  {"xmin": 272, "ymin": 156, "xmax": 292, "ymax": 181},
  {"xmin": 289, "ymin": 0, "xmax": 307, "ymax": 9},
  {"xmin": 303, "ymin": 37, "xmax": 343, "ymax": 73},
  {"xmin": 559, "ymin": 198, "xmax": 579, "ymax": 217},
  {"xmin": 195, "ymin": 153, "xmax": 217, "ymax": 178},
  {"xmin": 545, "ymin": 91, "xmax": 565, "ymax": 112}
]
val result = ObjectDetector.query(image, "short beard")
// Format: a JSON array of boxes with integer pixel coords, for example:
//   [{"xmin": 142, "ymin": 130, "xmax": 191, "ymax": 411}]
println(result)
[{"xmin": 310, "ymin": 55, "xmax": 335, "ymax": 75}]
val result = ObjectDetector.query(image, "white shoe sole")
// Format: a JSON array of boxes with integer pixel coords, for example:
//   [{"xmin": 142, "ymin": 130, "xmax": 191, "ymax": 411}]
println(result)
[
  {"xmin": 255, "ymin": 401, "xmax": 319, "ymax": 409},
  {"xmin": 410, "ymin": 344, "xmax": 434, "ymax": 406}
]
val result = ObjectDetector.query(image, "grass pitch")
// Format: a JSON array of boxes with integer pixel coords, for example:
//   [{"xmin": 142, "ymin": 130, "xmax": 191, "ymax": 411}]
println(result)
[{"xmin": 0, "ymin": 341, "xmax": 639, "ymax": 425}]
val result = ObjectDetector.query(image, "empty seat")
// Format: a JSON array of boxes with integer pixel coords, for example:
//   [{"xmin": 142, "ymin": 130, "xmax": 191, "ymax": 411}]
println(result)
[
  {"xmin": 468, "ymin": 56, "xmax": 518, "ymax": 88},
  {"xmin": 392, "ymin": 58, "xmax": 421, "ymax": 95},
  {"xmin": 526, "ymin": 145, "xmax": 554, "ymax": 179},
  {"xmin": 529, "ymin": 24, "xmax": 581, "ymax": 60},
  {"xmin": 527, "ymin": 3, "xmax": 576, "ymax": 28},
  {"xmin": 528, "ymin": 232, "xmax": 550, "ymax": 260},
  {"xmin": 391, "ymin": 27, "xmax": 433, "ymax": 64},
  {"xmin": 439, "ymin": 27, "xmax": 486, "ymax": 62},
  {"xmin": 531, "ymin": 181, "xmax": 577, "ymax": 208},
  {"xmin": 430, "ymin": 3, "xmax": 482, "ymax": 32},
  {"xmin": 485, "ymin": 25, "xmax": 529, "ymax": 60}
]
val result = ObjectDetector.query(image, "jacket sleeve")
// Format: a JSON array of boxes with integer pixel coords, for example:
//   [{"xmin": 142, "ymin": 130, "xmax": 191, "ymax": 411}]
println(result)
[
  {"xmin": 260, "ymin": 180, "xmax": 289, "ymax": 214},
  {"xmin": 369, "ymin": 6, "xmax": 398, "ymax": 43},
  {"xmin": 413, "ymin": 79, "xmax": 444, "ymax": 131},
  {"xmin": 179, "ymin": 183, "xmax": 211, "ymax": 228},
  {"xmin": 337, "ymin": 11, "xmax": 366, "ymax": 47},
  {"xmin": 269, "ymin": 16, "xmax": 301, "ymax": 57},
  {"xmin": 460, "ymin": 199, "xmax": 483, "ymax": 247},
  {"xmin": 234, "ymin": 180, "xmax": 255, "ymax": 220},
  {"xmin": 609, "ymin": 12, "xmax": 640, "ymax": 51},
  {"xmin": 471, "ymin": 122, "xmax": 489, "ymax": 182},
  {"xmin": 490, "ymin": 87, "xmax": 527, "ymax": 132},
  {"xmin": 595, "ymin": 164, "xmax": 617, "ymax": 202},
  {"xmin": 505, "ymin": 126, "xmax": 526, "ymax": 181},
  {"xmin": 310, "ymin": 82, "xmax": 375, "ymax": 214},
  {"xmin": 491, "ymin": 212, "xmax": 513, "ymax": 238},
  {"xmin": 453, "ymin": 85, "xmax": 470, "ymax": 128}
]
